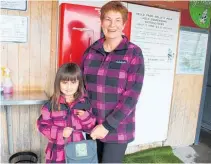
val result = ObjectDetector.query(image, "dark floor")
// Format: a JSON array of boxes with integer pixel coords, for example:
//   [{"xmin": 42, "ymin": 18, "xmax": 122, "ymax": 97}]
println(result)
[
  {"xmin": 199, "ymin": 128, "xmax": 211, "ymax": 147},
  {"xmin": 191, "ymin": 128, "xmax": 211, "ymax": 163}
]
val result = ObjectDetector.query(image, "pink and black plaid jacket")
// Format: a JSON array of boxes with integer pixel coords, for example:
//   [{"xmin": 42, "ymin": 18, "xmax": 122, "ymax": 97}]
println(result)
[
  {"xmin": 37, "ymin": 96, "xmax": 96, "ymax": 163},
  {"xmin": 81, "ymin": 36, "xmax": 145, "ymax": 143}
]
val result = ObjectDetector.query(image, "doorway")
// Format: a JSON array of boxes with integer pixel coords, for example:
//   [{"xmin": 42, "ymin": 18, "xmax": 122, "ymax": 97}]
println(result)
[{"xmin": 195, "ymin": 23, "xmax": 211, "ymax": 145}]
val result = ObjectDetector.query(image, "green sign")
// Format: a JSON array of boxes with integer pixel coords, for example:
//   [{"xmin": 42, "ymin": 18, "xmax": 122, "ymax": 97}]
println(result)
[{"xmin": 189, "ymin": 1, "xmax": 211, "ymax": 28}]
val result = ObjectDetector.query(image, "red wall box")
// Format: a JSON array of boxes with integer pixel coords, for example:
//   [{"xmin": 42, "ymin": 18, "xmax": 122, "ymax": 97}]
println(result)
[{"xmin": 58, "ymin": 3, "xmax": 131, "ymax": 67}]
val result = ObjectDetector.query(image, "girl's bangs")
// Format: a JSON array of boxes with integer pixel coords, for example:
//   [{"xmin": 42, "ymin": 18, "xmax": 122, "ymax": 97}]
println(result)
[{"xmin": 60, "ymin": 71, "xmax": 80, "ymax": 82}]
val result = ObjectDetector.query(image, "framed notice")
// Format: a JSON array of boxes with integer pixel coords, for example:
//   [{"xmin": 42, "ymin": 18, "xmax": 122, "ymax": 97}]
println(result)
[
  {"xmin": 0, "ymin": 0, "xmax": 27, "ymax": 11},
  {"xmin": 176, "ymin": 27, "xmax": 208, "ymax": 74},
  {"xmin": 0, "ymin": 15, "xmax": 28, "ymax": 43}
]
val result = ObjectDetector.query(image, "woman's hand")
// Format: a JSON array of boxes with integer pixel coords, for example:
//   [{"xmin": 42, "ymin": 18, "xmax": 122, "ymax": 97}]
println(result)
[
  {"xmin": 63, "ymin": 127, "xmax": 73, "ymax": 138},
  {"xmin": 90, "ymin": 124, "xmax": 109, "ymax": 140}
]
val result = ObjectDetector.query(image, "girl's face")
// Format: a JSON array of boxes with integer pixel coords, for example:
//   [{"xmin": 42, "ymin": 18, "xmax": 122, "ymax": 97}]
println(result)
[
  {"xmin": 60, "ymin": 80, "xmax": 79, "ymax": 98},
  {"xmin": 101, "ymin": 10, "xmax": 125, "ymax": 40}
]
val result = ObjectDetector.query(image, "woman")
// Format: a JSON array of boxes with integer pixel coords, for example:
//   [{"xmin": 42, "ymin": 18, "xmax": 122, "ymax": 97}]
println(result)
[{"xmin": 81, "ymin": 1, "xmax": 145, "ymax": 163}]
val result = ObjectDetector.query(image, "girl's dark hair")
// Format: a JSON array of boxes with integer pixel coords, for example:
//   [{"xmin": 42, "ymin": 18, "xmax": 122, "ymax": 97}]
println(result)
[{"xmin": 51, "ymin": 63, "xmax": 85, "ymax": 111}]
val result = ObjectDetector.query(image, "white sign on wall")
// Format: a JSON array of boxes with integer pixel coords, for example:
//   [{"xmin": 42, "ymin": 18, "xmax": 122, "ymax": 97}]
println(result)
[
  {"xmin": 0, "ymin": 0, "xmax": 27, "ymax": 11},
  {"xmin": 128, "ymin": 4, "xmax": 180, "ymax": 145},
  {"xmin": 0, "ymin": 15, "xmax": 28, "ymax": 43},
  {"xmin": 176, "ymin": 28, "xmax": 208, "ymax": 74}
]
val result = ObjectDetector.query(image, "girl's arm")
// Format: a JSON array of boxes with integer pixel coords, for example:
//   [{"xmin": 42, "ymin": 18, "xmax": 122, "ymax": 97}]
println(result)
[{"xmin": 37, "ymin": 102, "xmax": 63, "ymax": 141}]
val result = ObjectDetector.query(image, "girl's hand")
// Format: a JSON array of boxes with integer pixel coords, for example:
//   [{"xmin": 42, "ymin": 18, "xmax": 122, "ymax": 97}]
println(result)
[
  {"xmin": 63, "ymin": 127, "xmax": 73, "ymax": 138},
  {"xmin": 76, "ymin": 110, "xmax": 85, "ymax": 116}
]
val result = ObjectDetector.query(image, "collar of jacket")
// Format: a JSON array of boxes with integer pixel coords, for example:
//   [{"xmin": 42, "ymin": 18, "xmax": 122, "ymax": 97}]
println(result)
[
  {"xmin": 58, "ymin": 95, "xmax": 90, "ymax": 110},
  {"xmin": 91, "ymin": 35, "xmax": 129, "ymax": 55}
]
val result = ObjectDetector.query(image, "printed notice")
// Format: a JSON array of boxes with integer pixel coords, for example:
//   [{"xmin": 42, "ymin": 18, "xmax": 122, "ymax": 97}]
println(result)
[
  {"xmin": 0, "ymin": 0, "xmax": 27, "ymax": 11},
  {"xmin": 129, "ymin": 6, "xmax": 179, "ymax": 77},
  {"xmin": 0, "ymin": 15, "xmax": 28, "ymax": 43},
  {"xmin": 176, "ymin": 30, "xmax": 208, "ymax": 74}
]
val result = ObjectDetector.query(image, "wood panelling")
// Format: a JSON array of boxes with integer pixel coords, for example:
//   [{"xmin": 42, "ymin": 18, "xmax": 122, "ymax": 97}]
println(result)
[
  {"xmin": 0, "ymin": 8, "xmax": 9, "ymax": 161},
  {"xmin": 165, "ymin": 75, "xmax": 203, "ymax": 146},
  {"xmin": 41, "ymin": 1, "xmax": 52, "ymax": 93},
  {"xmin": 18, "ymin": 0, "xmax": 31, "ymax": 155},
  {"xmin": 49, "ymin": 1, "xmax": 59, "ymax": 96},
  {"xmin": 0, "ymin": 1, "xmax": 58, "ymax": 162},
  {"xmin": 0, "ymin": 106, "xmax": 8, "ymax": 159}
]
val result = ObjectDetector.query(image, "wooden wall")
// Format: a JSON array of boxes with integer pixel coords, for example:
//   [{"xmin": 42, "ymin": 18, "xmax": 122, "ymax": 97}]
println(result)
[
  {"xmin": 165, "ymin": 75, "xmax": 204, "ymax": 146},
  {"xmin": 0, "ymin": 1, "xmax": 58, "ymax": 162}
]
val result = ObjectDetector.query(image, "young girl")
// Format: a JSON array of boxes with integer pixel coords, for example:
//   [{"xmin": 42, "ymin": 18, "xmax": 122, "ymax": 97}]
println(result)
[{"xmin": 37, "ymin": 63, "xmax": 96, "ymax": 163}]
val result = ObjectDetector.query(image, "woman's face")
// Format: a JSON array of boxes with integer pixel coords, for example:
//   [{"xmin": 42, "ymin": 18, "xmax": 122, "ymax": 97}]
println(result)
[{"xmin": 101, "ymin": 10, "xmax": 125, "ymax": 40}]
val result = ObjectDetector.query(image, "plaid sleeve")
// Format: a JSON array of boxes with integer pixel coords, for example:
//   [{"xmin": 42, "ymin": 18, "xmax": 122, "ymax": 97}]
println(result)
[
  {"xmin": 103, "ymin": 48, "xmax": 145, "ymax": 130},
  {"xmin": 37, "ymin": 103, "xmax": 63, "ymax": 140},
  {"xmin": 78, "ymin": 110, "xmax": 96, "ymax": 132}
]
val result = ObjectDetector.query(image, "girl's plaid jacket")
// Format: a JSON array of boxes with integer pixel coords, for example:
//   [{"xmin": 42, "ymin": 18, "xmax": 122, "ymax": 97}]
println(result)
[{"xmin": 37, "ymin": 96, "xmax": 96, "ymax": 163}]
